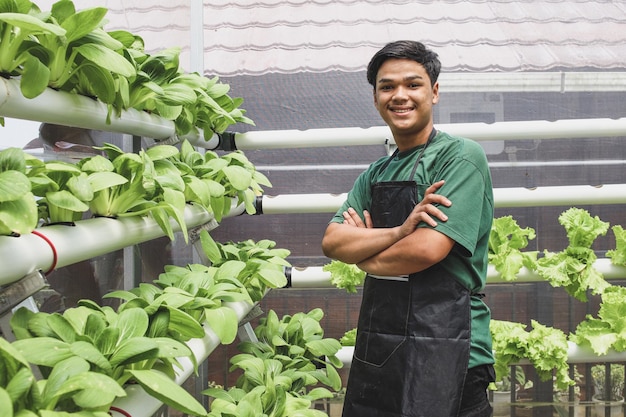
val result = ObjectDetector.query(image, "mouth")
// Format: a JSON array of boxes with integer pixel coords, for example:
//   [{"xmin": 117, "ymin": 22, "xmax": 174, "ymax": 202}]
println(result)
[{"xmin": 390, "ymin": 107, "xmax": 414, "ymax": 114}]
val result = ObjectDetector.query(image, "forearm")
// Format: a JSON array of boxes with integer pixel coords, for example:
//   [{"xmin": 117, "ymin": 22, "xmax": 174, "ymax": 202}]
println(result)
[
  {"xmin": 358, "ymin": 228, "xmax": 454, "ymax": 276},
  {"xmin": 321, "ymin": 222, "xmax": 403, "ymax": 264}
]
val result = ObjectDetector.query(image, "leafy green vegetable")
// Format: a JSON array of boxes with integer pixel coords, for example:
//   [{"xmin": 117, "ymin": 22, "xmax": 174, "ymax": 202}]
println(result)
[
  {"xmin": 571, "ymin": 285, "xmax": 626, "ymax": 355},
  {"xmin": 490, "ymin": 319, "xmax": 572, "ymax": 391},
  {"xmin": 607, "ymin": 225, "xmax": 626, "ymax": 266},
  {"xmin": 536, "ymin": 207, "xmax": 610, "ymax": 301},
  {"xmin": 200, "ymin": 232, "xmax": 290, "ymax": 301},
  {"xmin": 340, "ymin": 328, "xmax": 357, "ymax": 347},
  {"xmin": 0, "ymin": 148, "xmax": 38, "ymax": 235},
  {"xmin": 205, "ymin": 308, "xmax": 341, "ymax": 417},
  {"xmin": 488, "ymin": 216, "xmax": 538, "ymax": 281},
  {"xmin": 323, "ymin": 259, "xmax": 366, "ymax": 293}
]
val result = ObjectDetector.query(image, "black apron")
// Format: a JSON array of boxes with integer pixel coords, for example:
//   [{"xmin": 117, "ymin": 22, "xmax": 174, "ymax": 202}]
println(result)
[{"xmin": 342, "ymin": 130, "xmax": 472, "ymax": 417}]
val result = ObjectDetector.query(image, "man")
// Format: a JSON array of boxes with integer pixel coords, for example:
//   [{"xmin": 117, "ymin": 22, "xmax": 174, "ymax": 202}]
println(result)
[{"xmin": 321, "ymin": 40, "xmax": 495, "ymax": 417}]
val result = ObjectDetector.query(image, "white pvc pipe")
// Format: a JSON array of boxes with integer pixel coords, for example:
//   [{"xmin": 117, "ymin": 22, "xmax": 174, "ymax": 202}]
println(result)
[
  {"xmin": 0, "ymin": 201, "xmax": 245, "ymax": 286},
  {"xmin": 261, "ymin": 193, "xmax": 347, "ymax": 214},
  {"xmin": 109, "ymin": 300, "xmax": 255, "ymax": 417},
  {"xmin": 289, "ymin": 266, "xmax": 334, "ymax": 288},
  {"xmin": 260, "ymin": 184, "xmax": 626, "ymax": 215},
  {"xmin": 288, "ymin": 260, "xmax": 626, "ymax": 289},
  {"xmin": 0, "ymin": 77, "xmax": 210, "ymax": 145},
  {"xmin": 335, "ymin": 342, "xmax": 626, "ymax": 370},
  {"xmin": 232, "ymin": 118, "xmax": 626, "ymax": 150}
]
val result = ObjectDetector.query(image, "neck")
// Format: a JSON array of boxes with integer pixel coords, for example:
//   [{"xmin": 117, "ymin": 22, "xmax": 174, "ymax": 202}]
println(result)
[{"xmin": 394, "ymin": 126, "xmax": 434, "ymax": 152}]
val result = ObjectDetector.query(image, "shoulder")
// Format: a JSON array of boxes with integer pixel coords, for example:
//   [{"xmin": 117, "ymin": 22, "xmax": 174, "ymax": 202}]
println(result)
[{"xmin": 434, "ymin": 131, "xmax": 488, "ymax": 165}]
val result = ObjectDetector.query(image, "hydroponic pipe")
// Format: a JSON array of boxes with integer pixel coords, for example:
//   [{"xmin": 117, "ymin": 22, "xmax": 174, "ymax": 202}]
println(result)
[
  {"xmin": 229, "ymin": 117, "xmax": 626, "ymax": 150},
  {"xmin": 286, "ymin": 259, "xmax": 626, "ymax": 289},
  {"xmin": 256, "ymin": 183, "xmax": 626, "ymax": 215},
  {"xmin": 109, "ymin": 299, "xmax": 255, "ymax": 417},
  {"xmin": 0, "ymin": 201, "xmax": 245, "ymax": 287},
  {"xmin": 335, "ymin": 342, "xmax": 626, "ymax": 369},
  {"xmin": 0, "ymin": 77, "xmax": 223, "ymax": 147}
]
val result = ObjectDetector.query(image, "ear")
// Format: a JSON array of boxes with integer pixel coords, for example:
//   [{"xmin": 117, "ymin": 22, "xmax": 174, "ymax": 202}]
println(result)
[
  {"xmin": 373, "ymin": 88, "xmax": 379, "ymax": 108},
  {"xmin": 432, "ymin": 82, "xmax": 440, "ymax": 104}
]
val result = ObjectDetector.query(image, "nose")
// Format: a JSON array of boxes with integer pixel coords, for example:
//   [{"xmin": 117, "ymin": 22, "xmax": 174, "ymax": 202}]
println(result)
[{"xmin": 392, "ymin": 86, "xmax": 408, "ymax": 101}]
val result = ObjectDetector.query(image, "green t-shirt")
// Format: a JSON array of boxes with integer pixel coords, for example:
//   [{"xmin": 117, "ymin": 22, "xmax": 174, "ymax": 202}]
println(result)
[{"xmin": 331, "ymin": 130, "xmax": 495, "ymax": 368}]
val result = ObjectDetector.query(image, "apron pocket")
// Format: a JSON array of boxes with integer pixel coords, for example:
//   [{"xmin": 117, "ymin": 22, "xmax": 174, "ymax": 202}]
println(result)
[{"xmin": 353, "ymin": 276, "xmax": 411, "ymax": 367}]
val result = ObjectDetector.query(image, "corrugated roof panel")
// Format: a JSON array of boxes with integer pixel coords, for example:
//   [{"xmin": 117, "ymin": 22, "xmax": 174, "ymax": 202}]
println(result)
[{"xmin": 32, "ymin": 0, "xmax": 626, "ymax": 75}]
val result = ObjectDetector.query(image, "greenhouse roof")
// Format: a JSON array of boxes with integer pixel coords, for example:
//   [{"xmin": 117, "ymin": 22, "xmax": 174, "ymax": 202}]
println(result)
[{"xmin": 76, "ymin": 0, "xmax": 626, "ymax": 76}]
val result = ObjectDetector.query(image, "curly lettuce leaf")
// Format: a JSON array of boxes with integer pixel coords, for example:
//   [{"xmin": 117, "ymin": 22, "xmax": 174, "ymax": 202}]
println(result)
[
  {"xmin": 571, "ymin": 286, "xmax": 626, "ymax": 355},
  {"xmin": 607, "ymin": 225, "xmax": 626, "ymax": 266},
  {"xmin": 488, "ymin": 216, "xmax": 537, "ymax": 281},
  {"xmin": 559, "ymin": 207, "xmax": 609, "ymax": 248},
  {"xmin": 526, "ymin": 320, "xmax": 571, "ymax": 390},
  {"xmin": 536, "ymin": 208, "xmax": 611, "ymax": 301},
  {"xmin": 322, "ymin": 260, "xmax": 365, "ymax": 293},
  {"xmin": 340, "ymin": 328, "xmax": 357, "ymax": 347}
]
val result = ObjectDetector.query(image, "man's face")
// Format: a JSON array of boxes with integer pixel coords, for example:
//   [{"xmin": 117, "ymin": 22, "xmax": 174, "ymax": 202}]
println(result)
[{"xmin": 373, "ymin": 58, "xmax": 439, "ymax": 144}]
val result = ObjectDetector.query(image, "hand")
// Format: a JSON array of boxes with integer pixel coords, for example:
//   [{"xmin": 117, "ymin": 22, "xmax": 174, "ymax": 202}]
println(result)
[
  {"xmin": 398, "ymin": 180, "xmax": 451, "ymax": 238},
  {"xmin": 342, "ymin": 208, "xmax": 373, "ymax": 228}
]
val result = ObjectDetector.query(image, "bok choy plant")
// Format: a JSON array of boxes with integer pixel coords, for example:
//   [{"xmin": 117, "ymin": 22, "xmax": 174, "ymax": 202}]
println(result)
[
  {"xmin": 0, "ymin": 147, "xmax": 39, "ymax": 235},
  {"xmin": 0, "ymin": 0, "xmax": 251, "ymax": 136},
  {"xmin": 0, "ymin": 336, "xmax": 114, "ymax": 417},
  {"xmin": 0, "ymin": 0, "xmax": 66, "ymax": 102},
  {"xmin": 10, "ymin": 300, "xmax": 208, "ymax": 417},
  {"xmin": 199, "ymin": 231, "xmax": 290, "ymax": 302},
  {"xmin": 204, "ymin": 308, "xmax": 342, "ymax": 417}
]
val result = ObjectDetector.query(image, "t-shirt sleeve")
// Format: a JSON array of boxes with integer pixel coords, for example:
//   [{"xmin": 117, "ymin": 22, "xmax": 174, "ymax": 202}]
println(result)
[{"xmin": 419, "ymin": 147, "xmax": 490, "ymax": 256}]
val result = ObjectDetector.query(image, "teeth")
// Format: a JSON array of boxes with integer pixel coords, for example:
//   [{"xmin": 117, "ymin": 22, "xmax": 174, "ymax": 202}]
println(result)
[{"xmin": 394, "ymin": 109, "xmax": 411, "ymax": 113}]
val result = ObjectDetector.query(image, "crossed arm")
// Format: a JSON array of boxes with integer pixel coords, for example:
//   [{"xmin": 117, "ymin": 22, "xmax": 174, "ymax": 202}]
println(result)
[{"xmin": 321, "ymin": 180, "xmax": 455, "ymax": 276}]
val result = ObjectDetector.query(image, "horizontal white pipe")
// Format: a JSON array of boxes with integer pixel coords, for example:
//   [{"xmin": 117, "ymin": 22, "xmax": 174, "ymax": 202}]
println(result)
[
  {"xmin": 289, "ymin": 266, "xmax": 336, "ymax": 288},
  {"xmin": 257, "ymin": 159, "xmax": 626, "ymax": 172},
  {"xmin": 336, "ymin": 341, "xmax": 626, "ymax": 370},
  {"xmin": 233, "ymin": 118, "xmax": 626, "ymax": 150},
  {"xmin": 289, "ymin": 259, "xmax": 626, "ymax": 289},
  {"xmin": 0, "ymin": 201, "xmax": 245, "ymax": 287},
  {"xmin": 0, "ymin": 77, "xmax": 210, "ymax": 144},
  {"xmin": 260, "ymin": 184, "xmax": 626, "ymax": 215},
  {"xmin": 109, "ymin": 300, "xmax": 254, "ymax": 417},
  {"xmin": 439, "ymin": 72, "xmax": 626, "ymax": 93}
]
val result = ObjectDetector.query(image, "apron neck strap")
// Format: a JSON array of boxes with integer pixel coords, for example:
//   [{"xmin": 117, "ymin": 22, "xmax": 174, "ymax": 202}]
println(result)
[{"xmin": 408, "ymin": 128, "xmax": 437, "ymax": 179}]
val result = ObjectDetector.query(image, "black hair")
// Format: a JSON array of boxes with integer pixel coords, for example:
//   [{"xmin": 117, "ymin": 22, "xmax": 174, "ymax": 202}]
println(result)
[{"xmin": 366, "ymin": 40, "xmax": 441, "ymax": 88}]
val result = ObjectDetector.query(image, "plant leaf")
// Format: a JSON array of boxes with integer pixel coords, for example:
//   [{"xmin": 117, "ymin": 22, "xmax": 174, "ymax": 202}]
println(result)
[
  {"xmin": 128, "ymin": 369, "xmax": 208, "ymax": 417},
  {"xmin": 204, "ymin": 306, "xmax": 238, "ymax": 344}
]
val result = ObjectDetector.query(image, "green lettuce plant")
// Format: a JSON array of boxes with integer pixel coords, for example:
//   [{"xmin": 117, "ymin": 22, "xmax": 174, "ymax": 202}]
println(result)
[
  {"xmin": 322, "ymin": 260, "xmax": 365, "ymax": 293},
  {"xmin": 607, "ymin": 225, "xmax": 626, "ymax": 266},
  {"xmin": 490, "ymin": 319, "xmax": 572, "ymax": 392},
  {"xmin": 488, "ymin": 215, "xmax": 538, "ymax": 281},
  {"xmin": 536, "ymin": 207, "xmax": 611, "ymax": 301}
]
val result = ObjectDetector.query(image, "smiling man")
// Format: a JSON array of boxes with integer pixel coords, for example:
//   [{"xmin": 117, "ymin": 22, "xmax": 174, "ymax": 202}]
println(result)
[{"xmin": 322, "ymin": 40, "xmax": 495, "ymax": 417}]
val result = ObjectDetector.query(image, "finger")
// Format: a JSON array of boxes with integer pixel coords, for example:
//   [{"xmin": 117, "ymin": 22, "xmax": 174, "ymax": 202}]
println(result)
[
  {"xmin": 424, "ymin": 180, "xmax": 445, "ymax": 195},
  {"xmin": 342, "ymin": 211, "xmax": 356, "ymax": 226},
  {"xmin": 423, "ymin": 193, "xmax": 452, "ymax": 207},
  {"xmin": 363, "ymin": 210, "xmax": 373, "ymax": 228},
  {"xmin": 347, "ymin": 208, "xmax": 366, "ymax": 227}
]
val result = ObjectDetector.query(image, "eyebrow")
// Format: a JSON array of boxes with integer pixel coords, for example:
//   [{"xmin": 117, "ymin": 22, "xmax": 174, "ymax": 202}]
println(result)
[{"xmin": 377, "ymin": 74, "xmax": 424, "ymax": 84}]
